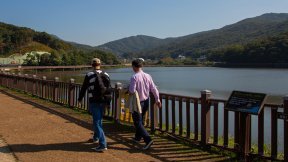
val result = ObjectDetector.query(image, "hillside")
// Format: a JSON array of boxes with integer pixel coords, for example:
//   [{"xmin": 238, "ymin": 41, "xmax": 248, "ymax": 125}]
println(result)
[
  {"xmin": 0, "ymin": 22, "xmax": 120, "ymax": 65},
  {"xmin": 0, "ymin": 22, "xmax": 73, "ymax": 56},
  {"xmin": 141, "ymin": 13, "xmax": 288, "ymax": 59},
  {"xmin": 208, "ymin": 31, "xmax": 288, "ymax": 65},
  {"xmin": 98, "ymin": 35, "xmax": 174, "ymax": 56},
  {"xmin": 97, "ymin": 13, "xmax": 288, "ymax": 59}
]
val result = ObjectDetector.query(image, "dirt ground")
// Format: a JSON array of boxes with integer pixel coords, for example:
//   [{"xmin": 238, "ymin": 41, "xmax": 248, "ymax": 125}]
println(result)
[{"xmin": 0, "ymin": 89, "xmax": 230, "ymax": 162}]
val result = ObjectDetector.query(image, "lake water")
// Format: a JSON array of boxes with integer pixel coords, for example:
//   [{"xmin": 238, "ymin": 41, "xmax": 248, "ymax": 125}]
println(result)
[
  {"xmin": 23, "ymin": 67, "xmax": 288, "ymax": 152},
  {"xmin": 29, "ymin": 67, "xmax": 288, "ymax": 101}
]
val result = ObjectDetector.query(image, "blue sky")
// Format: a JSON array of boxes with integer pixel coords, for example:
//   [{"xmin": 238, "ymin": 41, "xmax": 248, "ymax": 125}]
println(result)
[{"xmin": 1, "ymin": 0, "xmax": 288, "ymax": 46}]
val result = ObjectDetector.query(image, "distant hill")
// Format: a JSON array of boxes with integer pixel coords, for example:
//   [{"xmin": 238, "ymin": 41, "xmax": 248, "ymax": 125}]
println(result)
[
  {"xmin": 67, "ymin": 41, "xmax": 95, "ymax": 51},
  {"xmin": 98, "ymin": 35, "xmax": 174, "ymax": 56},
  {"xmin": 0, "ymin": 22, "xmax": 74, "ymax": 56},
  {"xmin": 97, "ymin": 13, "xmax": 288, "ymax": 59}
]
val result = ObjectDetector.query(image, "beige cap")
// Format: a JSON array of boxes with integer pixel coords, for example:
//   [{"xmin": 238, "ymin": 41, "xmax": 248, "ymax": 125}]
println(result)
[{"xmin": 91, "ymin": 58, "xmax": 101, "ymax": 64}]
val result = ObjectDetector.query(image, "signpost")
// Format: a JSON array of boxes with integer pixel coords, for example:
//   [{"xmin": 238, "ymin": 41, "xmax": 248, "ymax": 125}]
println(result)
[
  {"xmin": 225, "ymin": 91, "xmax": 267, "ymax": 160},
  {"xmin": 225, "ymin": 91, "xmax": 266, "ymax": 115}
]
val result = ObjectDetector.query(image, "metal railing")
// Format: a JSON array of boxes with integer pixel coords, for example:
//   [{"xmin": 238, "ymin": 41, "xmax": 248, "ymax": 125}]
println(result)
[{"xmin": 0, "ymin": 71, "xmax": 287, "ymax": 161}]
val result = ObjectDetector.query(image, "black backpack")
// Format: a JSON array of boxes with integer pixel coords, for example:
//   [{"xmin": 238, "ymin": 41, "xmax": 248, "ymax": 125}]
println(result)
[{"xmin": 94, "ymin": 71, "xmax": 112, "ymax": 104}]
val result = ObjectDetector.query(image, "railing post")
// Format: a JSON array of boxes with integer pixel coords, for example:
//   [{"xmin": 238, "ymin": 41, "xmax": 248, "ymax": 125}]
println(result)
[
  {"xmin": 42, "ymin": 76, "xmax": 46, "ymax": 98},
  {"xmin": 0, "ymin": 71, "xmax": 3, "ymax": 86},
  {"xmin": 68, "ymin": 78, "xmax": 75, "ymax": 107},
  {"xmin": 32, "ymin": 75, "xmax": 37, "ymax": 96},
  {"xmin": 53, "ymin": 77, "xmax": 59, "ymax": 102},
  {"xmin": 150, "ymin": 92, "xmax": 157, "ymax": 132},
  {"xmin": 114, "ymin": 82, "xmax": 122, "ymax": 122},
  {"xmin": 16, "ymin": 73, "xmax": 20, "ymax": 89},
  {"xmin": 201, "ymin": 90, "xmax": 212, "ymax": 145},
  {"xmin": 6, "ymin": 72, "xmax": 10, "ymax": 88},
  {"xmin": 284, "ymin": 95, "xmax": 288, "ymax": 162},
  {"xmin": 24, "ymin": 74, "xmax": 28, "ymax": 93},
  {"xmin": 12, "ymin": 73, "xmax": 17, "ymax": 88}
]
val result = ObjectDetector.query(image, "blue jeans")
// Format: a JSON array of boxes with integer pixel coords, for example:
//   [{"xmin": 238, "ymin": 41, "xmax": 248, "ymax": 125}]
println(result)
[
  {"xmin": 89, "ymin": 102, "xmax": 107, "ymax": 148},
  {"xmin": 132, "ymin": 99, "xmax": 151, "ymax": 144}
]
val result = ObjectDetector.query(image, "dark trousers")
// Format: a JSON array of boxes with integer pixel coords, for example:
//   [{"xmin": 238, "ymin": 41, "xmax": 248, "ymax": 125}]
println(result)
[{"xmin": 132, "ymin": 99, "xmax": 151, "ymax": 144}]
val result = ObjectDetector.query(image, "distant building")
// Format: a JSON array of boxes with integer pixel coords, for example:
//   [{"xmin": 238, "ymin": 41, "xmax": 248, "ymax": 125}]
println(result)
[
  {"xmin": 197, "ymin": 55, "xmax": 207, "ymax": 62},
  {"xmin": 178, "ymin": 55, "xmax": 186, "ymax": 60},
  {"xmin": 0, "ymin": 51, "xmax": 50, "ymax": 65}
]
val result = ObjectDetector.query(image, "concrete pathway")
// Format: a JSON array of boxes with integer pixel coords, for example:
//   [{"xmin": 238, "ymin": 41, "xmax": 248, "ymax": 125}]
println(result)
[{"xmin": 0, "ymin": 90, "xmax": 229, "ymax": 162}]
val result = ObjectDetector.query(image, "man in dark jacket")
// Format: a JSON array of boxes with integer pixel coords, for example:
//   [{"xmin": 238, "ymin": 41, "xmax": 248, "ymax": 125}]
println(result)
[{"xmin": 78, "ymin": 58, "xmax": 110, "ymax": 152}]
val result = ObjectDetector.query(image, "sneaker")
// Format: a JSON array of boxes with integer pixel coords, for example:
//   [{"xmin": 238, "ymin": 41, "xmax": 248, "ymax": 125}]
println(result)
[
  {"xmin": 92, "ymin": 146, "xmax": 107, "ymax": 152},
  {"xmin": 132, "ymin": 137, "xmax": 141, "ymax": 143},
  {"xmin": 143, "ymin": 140, "xmax": 153, "ymax": 150},
  {"xmin": 87, "ymin": 138, "xmax": 99, "ymax": 143}
]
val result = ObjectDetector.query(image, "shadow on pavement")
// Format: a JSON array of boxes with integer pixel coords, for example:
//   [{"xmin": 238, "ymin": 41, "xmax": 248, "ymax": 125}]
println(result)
[{"xmin": 0, "ymin": 90, "xmax": 230, "ymax": 161}]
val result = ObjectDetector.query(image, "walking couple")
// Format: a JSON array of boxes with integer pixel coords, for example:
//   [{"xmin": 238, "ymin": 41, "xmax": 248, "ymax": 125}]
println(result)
[{"xmin": 78, "ymin": 58, "xmax": 161, "ymax": 152}]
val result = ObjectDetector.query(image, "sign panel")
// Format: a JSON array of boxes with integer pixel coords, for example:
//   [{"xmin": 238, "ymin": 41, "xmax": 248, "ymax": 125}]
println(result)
[
  {"xmin": 277, "ymin": 112, "xmax": 288, "ymax": 120},
  {"xmin": 225, "ymin": 91, "xmax": 266, "ymax": 115}
]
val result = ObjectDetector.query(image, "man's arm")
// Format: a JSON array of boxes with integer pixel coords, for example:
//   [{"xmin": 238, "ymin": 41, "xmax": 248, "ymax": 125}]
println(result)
[
  {"xmin": 129, "ymin": 76, "xmax": 136, "ymax": 94},
  {"xmin": 78, "ymin": 75, "xmax": 89, "ymax": 102},
  {"xmin": 149, "ymin": 76, "xmax": 161, "ymax": 108}
]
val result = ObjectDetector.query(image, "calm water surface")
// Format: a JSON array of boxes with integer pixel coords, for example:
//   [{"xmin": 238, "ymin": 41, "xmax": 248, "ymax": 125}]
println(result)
[{"xmin": 26, "ymin": 67, "xmax": 288, "ymax": 101}]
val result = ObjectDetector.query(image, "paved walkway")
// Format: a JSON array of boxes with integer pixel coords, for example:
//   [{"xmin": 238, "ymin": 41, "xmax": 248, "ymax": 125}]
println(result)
[
  {"xmin": 0, "ymin": 90, "xmax": 229, "ymax": 162},
  {"xmin": 0, "ymin": 137, "xmax": 16, "ymax": 162}
]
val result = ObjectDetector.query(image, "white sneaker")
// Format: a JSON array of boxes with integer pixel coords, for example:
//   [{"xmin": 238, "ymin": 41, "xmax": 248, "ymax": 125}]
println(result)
[
  {"xmin": 92, "ymin": 146, "xmax": 108, "ymax": 152},
  {"xmin": 143, "ymin": 140, "xmax": 153, "ymax": 150}
]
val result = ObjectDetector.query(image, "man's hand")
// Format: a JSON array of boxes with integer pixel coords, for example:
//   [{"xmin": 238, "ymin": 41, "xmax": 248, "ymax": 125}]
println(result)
[{"xmin": 156, "ymin": 101, "xmax": 162, "ymax": 108}]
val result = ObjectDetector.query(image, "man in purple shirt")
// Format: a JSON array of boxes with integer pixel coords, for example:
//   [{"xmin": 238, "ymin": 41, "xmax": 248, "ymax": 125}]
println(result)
[{"xmin": 129, "ymin": 59, "xmax": 161, "ymax": 150}]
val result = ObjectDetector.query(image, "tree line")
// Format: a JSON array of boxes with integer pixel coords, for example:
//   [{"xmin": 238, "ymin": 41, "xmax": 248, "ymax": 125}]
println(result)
[{"xmin": 207, "ymin": 32, "xmax": 288, "ymax": 64}]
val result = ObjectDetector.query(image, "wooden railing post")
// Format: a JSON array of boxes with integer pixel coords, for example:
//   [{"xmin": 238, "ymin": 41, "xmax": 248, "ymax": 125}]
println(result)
[
  {"xmin": 8, "ymin": 72, "xmax": 12, "ymax": 88},
  {"xmin": 284, "ymin": 95, "xmax": 288, "ymax": 162},
  {"xmin": 42, "ymin": 76, "xmax": 46, "ymax": 98},
  {"xmin": 32, "ymin": 75, "xmax": 37, "ymax": 96},
  {"xmin": 6, "ymin": 72, "xmax": 10, "ymax": 88},
  {"xmin": 0, "ymin": 71, "xmax": 3, "ymax": 86},
  {"xmin": 53, "ymin": 77, "xmax": 59, "ymax": 102},
  {"xmin": 24, "ymin": 74, "xmax": 28, "ymax": 93},
  {"xmin": 17, "ymin": 73, "xmax": 22, "ymax": 90},
  {"xmin": 150, "ymin": 93, "xmax": 157, "ymax": 132},
  {"xmin": 12, "ymin": 73, "xmax": 17, "ymax": 89},
  {"xmin": 68, "ymin": 78, "xmax": 75, "ymax": 107},
  {"xmin": 0, "ymin": 69, "xmax": 3, "ymax": 85},
  {"xmin": 201, "ymin": 90, "xmax": 212, "ymax": 145},
  {"xmin": 114, "ymin": 82, "xmax": 122, "ymax": 122}
]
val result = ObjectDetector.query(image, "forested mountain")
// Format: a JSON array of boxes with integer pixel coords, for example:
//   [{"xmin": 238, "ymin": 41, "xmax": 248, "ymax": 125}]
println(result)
[
  {"xmin": 97, "ymin": 13, "xmax": 288, "ymax": 59},
  {"xmin": 98, "ymin": 35, "xmax": 174, "ymax": 56},
  {"xmin": 139, "ymin": 13, "xmax": 288, "ymax": 59}
]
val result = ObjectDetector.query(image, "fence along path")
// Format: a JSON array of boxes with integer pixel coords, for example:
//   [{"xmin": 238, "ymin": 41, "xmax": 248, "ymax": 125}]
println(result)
[{"xmin": 0, "ymin": 71, "xmax": 287, "ymax": 161}]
